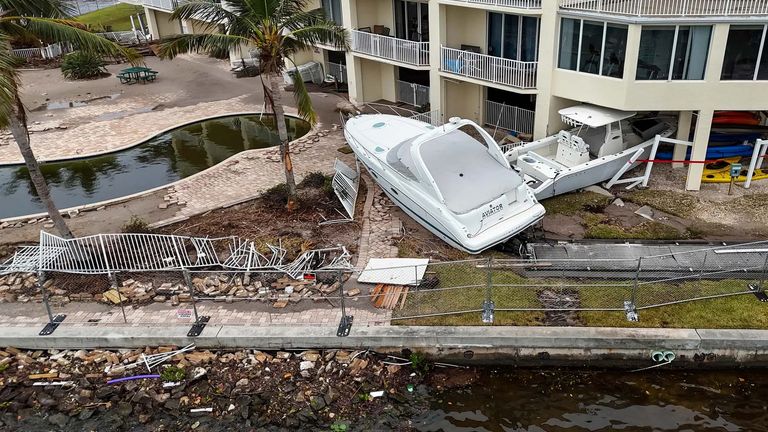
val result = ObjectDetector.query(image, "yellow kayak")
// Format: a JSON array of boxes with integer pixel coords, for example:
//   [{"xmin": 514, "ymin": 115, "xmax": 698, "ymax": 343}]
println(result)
[{"xmin": 702, "ymin": 157, "xmax": 768, "ymax": 183}]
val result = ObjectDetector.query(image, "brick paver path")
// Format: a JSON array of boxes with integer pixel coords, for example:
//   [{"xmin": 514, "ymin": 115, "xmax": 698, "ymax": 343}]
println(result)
[{"xmin": 0, "ymin": 302, "xmax": 391, "ymax": 328}]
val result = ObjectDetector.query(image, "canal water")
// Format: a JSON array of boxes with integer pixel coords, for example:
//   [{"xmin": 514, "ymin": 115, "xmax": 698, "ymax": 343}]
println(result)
[
  {"xmin": 0, "ymin": 114, "xmax": 310, "ymax": 219},
  {"xmin": 415, "ymin": 368, "xmax": 768, "ymax": 431}
]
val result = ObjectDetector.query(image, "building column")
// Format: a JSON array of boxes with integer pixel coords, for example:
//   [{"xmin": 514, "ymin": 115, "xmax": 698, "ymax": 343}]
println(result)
[
  {"xmin": 428, "ymin": 2, "xmax": 445, "ymax": 116},
  {"xmin": 685, "ymin": 109, "xmax": 713, "ymax": 191},
  {"xmin": 144, "ymin": 7, "xmax": 159, "ymax": 40},
  {"xmin": 341, "ymin": 0, "xmax": 363, "ymax": 104},
  {"xmin": 531, "ymin": 0, "xmax": 558, "ymax": 139},
  {"xmin": 672, "ymin": 111, "xmax": 693, "ymax": 168}
]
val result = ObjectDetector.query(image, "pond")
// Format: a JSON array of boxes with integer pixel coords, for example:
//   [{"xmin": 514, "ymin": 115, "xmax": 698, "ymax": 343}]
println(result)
[{"xmin": 0, "ymin": 114, "xmax": 310, "ymax": 219}]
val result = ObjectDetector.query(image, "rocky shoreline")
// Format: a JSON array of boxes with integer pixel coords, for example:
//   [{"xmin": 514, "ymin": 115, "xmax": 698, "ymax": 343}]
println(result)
[{"xmin": 0, "ymin": 346, "xmax": 441, "ymax": 431}]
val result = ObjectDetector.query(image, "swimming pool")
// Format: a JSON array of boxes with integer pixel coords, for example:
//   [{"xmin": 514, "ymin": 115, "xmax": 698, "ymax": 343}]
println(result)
[{"xmin": 0, "ymin": 114, "xmax": 310, "ymax": 219}]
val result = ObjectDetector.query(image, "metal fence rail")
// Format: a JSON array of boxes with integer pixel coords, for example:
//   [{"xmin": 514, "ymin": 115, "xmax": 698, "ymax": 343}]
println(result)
[
  {"xmin": 2, "ymin": 240, "xmax": 767, "ymax": 335},
  {"xmin": 485, "ymin": 100, "xmax": 535, "ymax": 135},
  {"xmin": 396, "ymin": 80, "xmax": 430, "ymax": 108},
  {"xmin": 441, "ymin": 46, "xmax": 538, "ymax": 90},
  {"xmin": 328, "ymin": 62, "xmax": 347, "ymax": 83},
  {"xmin": 559, "ymin": 0, "xmax": 768, "ymax": 16},
  {"xmin": 351, "ymin": 30, "xmax": 430, "ymax": 67}
]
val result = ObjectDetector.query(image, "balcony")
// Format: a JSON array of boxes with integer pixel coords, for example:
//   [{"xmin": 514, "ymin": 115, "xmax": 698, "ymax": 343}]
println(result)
[
  {"xmin": 444, "ymin": 0, "xmax": 541, "ymax": 10},
  {"xmin": 351, "ymin": 30, "xmax": 430, "ymax": 67},
  {"xmin": 441, "ymin": 46, "xmax": 537, "ymax": 90},
  {"xmin": 142, "ymin": 0, "xmax": 180, "ymax": 11},
  {"xmin": 485, "ymin": 101, "xmax": 535, "ymax": 135},
  {"xmin": 559, "ymin": 0, "xmax": 768, "ymax": 17}
]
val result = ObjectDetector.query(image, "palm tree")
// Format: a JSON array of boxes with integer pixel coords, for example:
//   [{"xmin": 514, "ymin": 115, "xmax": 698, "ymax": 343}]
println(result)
[
  {"xmin": 0, "ymin": 0, "xmax": 140, "ymax": 238},
  {"xmin": 159, "ymin": 0, "xmax": 348, "ymax": 209}
]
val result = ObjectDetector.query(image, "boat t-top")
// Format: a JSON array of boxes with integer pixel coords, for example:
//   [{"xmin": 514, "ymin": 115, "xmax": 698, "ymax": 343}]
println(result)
[
  {"xmin": 505, "ymin": 104, "xmax": 676, "ymax": 199},
  {"xmin": 344, "ymin": 114, "xmax": 545, "ymax": 254}
]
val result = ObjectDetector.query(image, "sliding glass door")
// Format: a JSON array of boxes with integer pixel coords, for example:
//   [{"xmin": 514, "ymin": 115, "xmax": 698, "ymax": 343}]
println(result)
[
  {"xmin": 488, "ymin": 13, "xmax": 539, "ymax": 61},
  {"xmin": 395, "ymin": 0, "xmax": 429, "ymax": 42}
]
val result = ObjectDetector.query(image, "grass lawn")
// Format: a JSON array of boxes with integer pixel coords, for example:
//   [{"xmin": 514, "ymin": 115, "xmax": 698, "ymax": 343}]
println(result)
[
  {"xmin": 392, "ymin": 261, "xmax": 768, "ymax": 329},
  {"xmin": 77, "ymin": 4, "xmax": 143, "ymax": 32}
]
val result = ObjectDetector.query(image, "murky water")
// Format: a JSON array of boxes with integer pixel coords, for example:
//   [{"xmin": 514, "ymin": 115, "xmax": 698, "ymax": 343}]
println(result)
[
  {"xmin": 415, "ymin": 368, "xmax": 768, "ymax": 431},
  {"xmin": 0, "ymin": 114, "xmax": 310, "ymax": 218}
]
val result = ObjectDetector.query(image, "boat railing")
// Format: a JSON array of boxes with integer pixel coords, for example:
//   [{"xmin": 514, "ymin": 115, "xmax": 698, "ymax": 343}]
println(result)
[{"xmin": 339, "ymin": 103, "xmax": 443, "ymax": 127}]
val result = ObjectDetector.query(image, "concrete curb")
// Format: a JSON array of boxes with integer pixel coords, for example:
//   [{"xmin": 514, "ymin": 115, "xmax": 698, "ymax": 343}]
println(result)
[{"xmin": 2, "ymin": 325, "xmax": 767, "ymax": 367}]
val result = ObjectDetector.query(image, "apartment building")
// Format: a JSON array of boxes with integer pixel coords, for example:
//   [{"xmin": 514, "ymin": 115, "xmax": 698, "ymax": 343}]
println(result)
[{"xmin": 130, "ymin": 0, "xmax": 768, "ymax": 191}]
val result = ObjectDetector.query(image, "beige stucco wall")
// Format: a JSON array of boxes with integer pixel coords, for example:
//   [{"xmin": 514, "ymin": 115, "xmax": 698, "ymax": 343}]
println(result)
[
  {"xmin": 355, "ymin": 0, "xmax": 394, "ymax": 31},
  {"xmin": 153, "ymin": 9, "xmax": 182, "ymax": 37},
  {"xmin": 444, "ymin": 5, "xmax": 486, "ymax": 51},
  {"xmin": 444, "ymin": 80, "xmax": 482, "ymax": 122},
  {"xmin": 188, "ymin": 19, "xmax": 219, "ymax": 35},
  {"xmin": 358, "ymin": 58, "xmax": 396, "ymax": 101}
]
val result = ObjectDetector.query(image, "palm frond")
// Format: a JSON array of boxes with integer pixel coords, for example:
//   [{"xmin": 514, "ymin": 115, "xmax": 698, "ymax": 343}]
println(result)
[
  {"xmin": 0, "ymin": 0, "xmax": 73, "ymax": 18},
  {"xmin": 286, "ymin": 21, "xmax": 349, "ymax": 51},
  {"xmin": 286, "ymin": 60, "xmax": 316, "ymax": 125},
  {"xmin": 1, "ymin": 17, "xmax": 142, "ymax": 63},
  {"xmin": 170, "ymin": 1, "xmax": 238, "ymax": 32},
  {"xmin": 0, "ymin": 35, "xmax": 21, "ymax": 129},
  {"xmin": 157, "ymin": 33, "xmax": 249, "ymax": 59}
]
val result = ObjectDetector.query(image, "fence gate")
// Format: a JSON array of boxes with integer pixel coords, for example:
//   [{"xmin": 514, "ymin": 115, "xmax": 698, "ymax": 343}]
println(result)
[{"xmin": 397, "ymin": 80, "xmax": 430, "ymax": 107}]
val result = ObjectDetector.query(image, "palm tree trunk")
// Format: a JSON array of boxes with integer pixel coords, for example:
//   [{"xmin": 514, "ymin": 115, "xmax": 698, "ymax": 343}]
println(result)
[
  {"xmin": 268, "ymin": 73, "xmax": 298, "ymax": 209},
  {"xmin": 8, "ymin": 105, "xmax": 74, "ymax": 239}
]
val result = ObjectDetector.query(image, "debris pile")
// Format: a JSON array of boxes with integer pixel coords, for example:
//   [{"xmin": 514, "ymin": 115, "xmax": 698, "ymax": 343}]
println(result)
[
  {"xmin": 0, "ymin": 272, "xmax": 357, "ymax": 308},
  {"xmin": 0, "ymin": 347, "xmax": 427, "ymax": 431}
]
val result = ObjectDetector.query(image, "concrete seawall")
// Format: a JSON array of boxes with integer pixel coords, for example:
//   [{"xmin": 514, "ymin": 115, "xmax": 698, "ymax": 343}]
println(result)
[{"xmin": 2, "ymin": 325, "xmax": 768, "ymax": 368}]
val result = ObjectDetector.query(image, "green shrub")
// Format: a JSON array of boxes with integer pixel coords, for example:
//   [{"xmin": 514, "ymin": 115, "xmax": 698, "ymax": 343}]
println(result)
[
  {"xmin": 409, "ymin": 352, "xmax": 431, "ymax": 375},
  {"xmin": 299, "ymin": 171, "xmax": 329, "ymax": 189},
  {"xmin": 122, "ymin": 216, "xmax": 152, "ymax": 234},
  {"xmin": 261, "ymin": 183, "xmax": 290, "ymax": 207},
  {"xmin": 61, "ymin": 51, "xmax": 107, "ymax": 80},
  {"xmin": 160, "ymin": 365, "xmax": 186, "ymax": 382}
]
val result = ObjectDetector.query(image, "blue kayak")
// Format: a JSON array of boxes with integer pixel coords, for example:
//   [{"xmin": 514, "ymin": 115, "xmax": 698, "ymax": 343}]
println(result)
[{"xmin": 655, "ymin": 144, "xmax": 754, "ymax": 160}]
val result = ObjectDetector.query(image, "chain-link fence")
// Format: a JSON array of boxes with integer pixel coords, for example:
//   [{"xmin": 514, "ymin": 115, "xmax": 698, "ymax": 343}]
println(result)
[{"xmin": 4, "ymin": 242, "xmax": 767, "ymax": 335}]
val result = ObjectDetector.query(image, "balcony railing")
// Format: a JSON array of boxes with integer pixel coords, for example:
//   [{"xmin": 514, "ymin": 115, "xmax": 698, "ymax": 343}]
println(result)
[
  {"xmin": 441, "ymin": 46, "xmax": 537, "ymax": 90},
  {"xmin": 328, "ymin": 62, "xmax": 347, "ymax": 83},
  {"xmin": 559, "ymin": 0, "xmax": 768, "ymax": 16},
  {"xmin": 447, "ymin": 0, "xmax": 541, "ymax": 9},
  {"xmin": 396, "ymin": 80, "xmax": 430, "ymax": 107},
  {"xmin": 351, "ymin": 30, "xmax": 430, "ymax": 67},
  {"xmin": 485, "ymin": 101, "xmax": 535, "ymax": 135},
  {"xmin": 143, "ymin": 0, "xmax": 181, "ymax": 11}
]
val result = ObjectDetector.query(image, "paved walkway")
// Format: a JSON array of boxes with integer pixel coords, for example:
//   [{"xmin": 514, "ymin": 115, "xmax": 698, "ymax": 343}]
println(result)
[
  {"xmin": 0, "ymin": 302, "xmax": 391, "ymax": 328},
  {"xmin": 355, "ymin": 178, "xmax": 401, "ymax": 268}
]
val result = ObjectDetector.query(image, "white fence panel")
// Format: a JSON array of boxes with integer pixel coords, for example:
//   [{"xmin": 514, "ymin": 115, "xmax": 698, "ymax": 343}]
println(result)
[
  {"xmin": 328, "ymin": 62, "xmax": 347, "ymax": 83},
  {"xmin": 485, "ymin": 101, "xmax": 535, "ymax": 135},
  {"xmin": 351, "ymin": 30, "xmax": 429, "ymax": 66},
  {"xmin": 463, "ymin": 0, "xmax": 541, "ymax": 8},
  {"xmin": 441, "ymin": 46, "xmax": 537, "ymax": 89},
  {"xmin": 396, "ymin": 80, "xmax": 430, "ymax": 107}
]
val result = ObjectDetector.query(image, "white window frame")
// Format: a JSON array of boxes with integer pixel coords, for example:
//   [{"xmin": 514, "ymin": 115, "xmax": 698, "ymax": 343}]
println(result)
[
  {"xmin": 560, "ymin": 18, "xmax": 627, "ymax": 78},
  {"xmin": 637, "ymin": 24, "xmax": 712, "ymax": 81},
  {"xmin": 394, "ymin": 0, "xmax": 429, "ymax": 43},
  {"xmin": 486, "ymin": 12, "xmax": 540, "ymax": 62}
]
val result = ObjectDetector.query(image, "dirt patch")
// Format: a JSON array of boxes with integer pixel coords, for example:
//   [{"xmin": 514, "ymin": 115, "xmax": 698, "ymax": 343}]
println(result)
[{"xmin": 157, "ymin": 181, "xmax": 360, "ymax": 260}]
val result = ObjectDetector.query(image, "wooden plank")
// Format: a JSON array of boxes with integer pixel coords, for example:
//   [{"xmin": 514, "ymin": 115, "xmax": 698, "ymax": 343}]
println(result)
[
  {"xmin": 399, "ymin": 287, "xmax": 409, "ymax": 310},
  {"xmin": 371, "ymin": 284, "xmax": 384, "ymax": 307},
  {"xmin": 29, "ymin": 373, "xmax": 58, "ymax": 380},
  {"xmin": 390, "ymin": 286, "xmax": 402, "ymax": 309},
  {"xmin": 373, "ymin": 285, "xmax": 387, "ymax": 308}
]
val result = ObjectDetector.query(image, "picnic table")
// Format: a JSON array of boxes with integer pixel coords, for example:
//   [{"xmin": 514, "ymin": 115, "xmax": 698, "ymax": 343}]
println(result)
[{"xmin": 117, "ymin": 66, "xmax": 158, "ymax": 84}]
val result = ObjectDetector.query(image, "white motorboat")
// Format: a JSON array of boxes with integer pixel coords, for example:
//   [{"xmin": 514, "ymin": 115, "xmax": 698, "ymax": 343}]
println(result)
[
  {"xmin": 344, "ymin": 114, "xmax": 545, "ymax": 254},
  {"xmin": 505, "ymin": 105, "xmax": 676, "ymax": 199}
]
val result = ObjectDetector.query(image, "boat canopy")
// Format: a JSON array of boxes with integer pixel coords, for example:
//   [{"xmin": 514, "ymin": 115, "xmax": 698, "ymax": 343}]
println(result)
[{"xmin": 558, "ymin": 105, "xmax": 637, "ymax": 128}]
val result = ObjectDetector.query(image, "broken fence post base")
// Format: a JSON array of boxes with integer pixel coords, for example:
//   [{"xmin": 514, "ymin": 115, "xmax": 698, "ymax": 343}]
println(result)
[
  {"xmin": 187, "ymin": 316, "xmax": 210, "ymax": 337},
  {"xmin": 749, "ymin": 284, "xmax": 768, "ymax": 302},
  {"xmin": 337, "ymin": 315, "xmax": 353, "ymax": 337},
  {"xmin": 481, "ymin": 300, "xmax": 495, "ymax": 324},
  {"xmin": 624, "ymin": 300, "xmax": 639, "ymax": 322},
  {"xmin": 39, "ymin": 314, "xmax": 66, "ymax": 336}
]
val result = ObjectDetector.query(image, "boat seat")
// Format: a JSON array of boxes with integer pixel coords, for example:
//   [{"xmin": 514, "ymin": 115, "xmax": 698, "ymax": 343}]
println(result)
[{"xmin": 554, "ymin": 131, "xmax": 590, "ymax": 167}]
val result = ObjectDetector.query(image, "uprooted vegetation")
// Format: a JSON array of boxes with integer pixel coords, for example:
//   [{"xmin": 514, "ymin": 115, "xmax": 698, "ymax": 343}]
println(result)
[{"xmin": 157, "ymin": 173, "xmax": 360, "ymax": 261}]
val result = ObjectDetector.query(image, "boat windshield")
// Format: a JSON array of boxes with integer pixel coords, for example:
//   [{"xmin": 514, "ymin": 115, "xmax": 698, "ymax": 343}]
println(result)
[{"xmin": 386, "ymin": 137, "xmax": 418, "ymax": 180}]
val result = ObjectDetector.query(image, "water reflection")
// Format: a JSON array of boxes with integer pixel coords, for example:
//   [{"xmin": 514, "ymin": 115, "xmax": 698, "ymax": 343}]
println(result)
[
  {"xmin": 0, "ymin": 114, "xmax": 309, "ymax": 218},
  {"xmin": 415, "ymin": 369, "xmax": 766, "ymax": 431}
]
